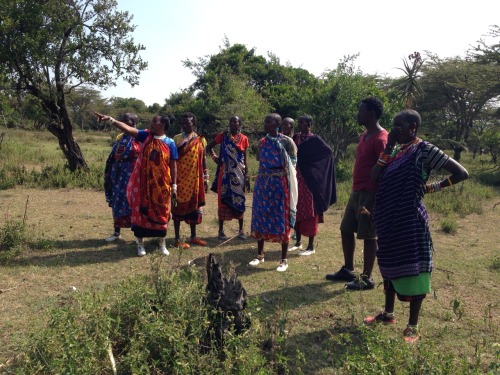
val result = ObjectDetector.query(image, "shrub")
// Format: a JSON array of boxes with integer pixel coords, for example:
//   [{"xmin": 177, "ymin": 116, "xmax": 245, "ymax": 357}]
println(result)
[
  {"xmin": 0, "ymin": 220, "xmax": 27, "ymax": 263},
  {"xmin": 491, "ymin": 255, "xmax": 500, "ymax": 271},
  {"xmin": 441, "ymin": 216, "xmax": 458, "ymax": 234},
  {"xmin": 12, "ymin": 258, "xmax": 301, "ymax": 374}
]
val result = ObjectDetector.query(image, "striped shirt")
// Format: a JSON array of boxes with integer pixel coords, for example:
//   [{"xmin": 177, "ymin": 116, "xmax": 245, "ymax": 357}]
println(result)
[{"xmin": 421, "ymin": 143, "xmax": 449, "ymax": 176}]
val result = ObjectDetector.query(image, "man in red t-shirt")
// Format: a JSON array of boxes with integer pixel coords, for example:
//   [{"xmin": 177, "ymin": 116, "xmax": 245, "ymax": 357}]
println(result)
[{"xmin": 326, "ymin": 97, "xmax": 387, "ymax": 290}]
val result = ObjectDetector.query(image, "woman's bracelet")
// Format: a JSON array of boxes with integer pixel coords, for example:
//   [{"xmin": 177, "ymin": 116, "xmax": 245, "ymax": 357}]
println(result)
[
  {"xmin": 425, "ymin": 181, "xmax": 441, "ymax": 194},
  {"xmin": 376, "ymin": 152, "xmax": 391, "ymax": 167},
  {"xmin": 172, "ymin": 184, "xmax": 177, "ymax": 190},
  {"xmin": 108, "ymin": 117, "xmax": 115, "ymax": 124}
]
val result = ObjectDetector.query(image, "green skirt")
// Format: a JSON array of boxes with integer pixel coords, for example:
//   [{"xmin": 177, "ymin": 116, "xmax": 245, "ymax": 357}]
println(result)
[{"xmin": 392, "ymin": 272, "xmax": 431, "ymax": 296}]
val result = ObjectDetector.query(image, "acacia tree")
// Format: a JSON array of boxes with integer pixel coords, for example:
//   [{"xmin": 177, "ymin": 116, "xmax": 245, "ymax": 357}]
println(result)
[
  {"xmin": 418, "ymin": 55, "xmax": 500, "ymax": 161},
  {"xmin": 0, "ymin": 0, "xmax": 147, "ymax": 170}
]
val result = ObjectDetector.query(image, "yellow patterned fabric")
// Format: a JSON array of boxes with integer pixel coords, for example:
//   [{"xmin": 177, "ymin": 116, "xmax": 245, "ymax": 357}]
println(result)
[{"xmin": 172, "ymin": 134, "xmax": 206, "ymax": 216}]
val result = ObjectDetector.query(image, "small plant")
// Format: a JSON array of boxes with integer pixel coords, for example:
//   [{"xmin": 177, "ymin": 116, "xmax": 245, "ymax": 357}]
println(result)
[
  {"xmin": 441, "ymin": 216, "xmax": 458, "ymax": 234},
  {"xmin": 451, "ymin": 298, "xmax": 465, "ymax": 321},
  {"xmin": 490, "ymin": 254, "xmax": 500, "ymax": 271},
  {"xmin": 0, "ymin": 219, "xmax": 27, "ymax": 263}
]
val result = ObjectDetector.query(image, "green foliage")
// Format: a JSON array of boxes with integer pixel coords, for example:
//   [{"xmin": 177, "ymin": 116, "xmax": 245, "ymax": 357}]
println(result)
[
  {"xmin": 440, "ymin": 216, "xmax": 458, "ymax": 234},
  {"xmin": 490, "ymin": 255, "xmax": 500, "ymax": 271},
  {"xmin": 310, "ymin": 56, "xmax": 396, "ymax": 161},
  {"xmin": 0, "ymin": 220, "xmax": 26, "ymax": 263},
  {"xmin": 417, "ymin": 54, "xmax": 500, "ymax": 161},
  {"xmin": 0, "ymin": 0, "xmax": 147, "ymax": 170},
  {"xmin": 0, "ymin": 164, "xmax": 103, "ymax": 190},
  {"xmin": 424, "ymin": 179, "xmax": 494, "ymax": 217},
  {"xmin": 0, "ymin": 218, "xmax": 53, "ymax": 263},
  {"xmin": 14, "ymin": 259, "xmax": 300, "ymax": 374},
  {"xmin": 325, "ymin": 326, "xmax": 476, "ymax": 374},
  {"xmin": 393, "ymin": 52, "xmax": 424, "ymax": 109}
]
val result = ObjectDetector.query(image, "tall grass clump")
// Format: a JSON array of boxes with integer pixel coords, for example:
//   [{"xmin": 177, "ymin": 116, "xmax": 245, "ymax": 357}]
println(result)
[
  {"xmin": 0, "ymin": 220, "xmax": 27, "ymax": 263},
  {"xmin": 12, "ymin": 258, "xmax": 301, "ymax": 374},
  {"xmin": 424, "ymin": 179, "xmax": 495, "ymax": 217},
  {"xmin": 0, "ymin": 218, "xmax": 54, "ymax": 264}
]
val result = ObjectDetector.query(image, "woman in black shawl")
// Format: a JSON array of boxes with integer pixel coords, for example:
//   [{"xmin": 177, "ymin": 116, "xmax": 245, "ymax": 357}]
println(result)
[{"xmin": 289, "ymin": 115, "xmax": 337, "ymax": 256}]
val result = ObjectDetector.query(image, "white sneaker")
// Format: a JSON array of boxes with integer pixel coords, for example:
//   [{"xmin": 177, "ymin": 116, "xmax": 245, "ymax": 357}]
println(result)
[
  {"xmin": 288, "ymin": 244, "xmax": 302, "ymax": 252},
  {"xmin": 276, "ymin": 260, "xmax": 289, "ymax": 272},
  {"xmin": 137, "ymin": 246, "xmax": 146, "ymax": 257},
  {"xmin": 298, "ymin": 249, "xmax": 316, "ymax": 256},
  {"xmin": 249, "ymin": 258, "xmax": 264, "ymax": 266},
  {"xmin": 105, "ymin": 234, "xmax": 121, "ymax": 242},
  {"xmin": 159, "ymin": 245, "xmax": 169, "ymax": 256}
]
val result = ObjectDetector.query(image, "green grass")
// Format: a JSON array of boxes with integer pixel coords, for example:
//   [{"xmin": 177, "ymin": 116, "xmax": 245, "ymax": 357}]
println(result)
[
  {"xmin": 0, "ymin": 128, "xmax": 499, "ymax": 373},
  {"xmin": 13, "ymin": 258, "xmax": 301, "ymax": 374}
]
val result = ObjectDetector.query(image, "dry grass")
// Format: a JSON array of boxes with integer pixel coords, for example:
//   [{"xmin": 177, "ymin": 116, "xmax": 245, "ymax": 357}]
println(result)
[{"xmin": 0, "ymin": 186, "xmax": 499, "ymax": 372}]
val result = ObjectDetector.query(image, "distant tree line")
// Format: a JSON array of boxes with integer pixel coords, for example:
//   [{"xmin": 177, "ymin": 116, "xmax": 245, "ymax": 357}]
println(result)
[{"xmin": 0, "ymin": 1, "xmax": 499, "ymax": 169}]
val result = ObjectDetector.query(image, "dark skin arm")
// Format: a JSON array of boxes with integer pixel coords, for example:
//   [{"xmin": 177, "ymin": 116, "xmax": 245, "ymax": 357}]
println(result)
[
  {"xmin": 170, "ymin": 159, "xmax": 177, "ymax": 199},
  {"xmin": 371, "ymin": 127, "xmax": 469, "ymax": 188},
  {"xmin": 94, "ymin": 112, "xmax": 139, "ymax": 138},
  {"xmin": 428, "ymin": 158, "xmax": 469, "ymax": 188},
  {"xmin": 205, "ymin": 139, "xmax": 220, "ymax": 165},
  {"xmin": 371, "ymin": 127, "xmax": 399, "ymax": 182}
]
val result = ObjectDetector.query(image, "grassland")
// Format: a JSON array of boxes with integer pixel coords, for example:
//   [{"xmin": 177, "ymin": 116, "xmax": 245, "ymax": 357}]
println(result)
[{"xmin": 0, "ymin": 128, "xmax": 498, "ymax": 373}]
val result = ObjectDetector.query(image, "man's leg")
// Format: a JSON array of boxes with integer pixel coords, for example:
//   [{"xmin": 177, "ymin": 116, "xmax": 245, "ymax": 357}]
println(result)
[
  {"xmin": 362, "ymin": 239, "xmax": 377, "ymax": 277},
  {"xmin": 341, "ymin": 230, "xmax": 356, "ymax": 271}
]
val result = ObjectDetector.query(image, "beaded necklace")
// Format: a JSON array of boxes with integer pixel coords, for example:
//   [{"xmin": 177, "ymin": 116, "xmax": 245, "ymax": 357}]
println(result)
[{"xmin": 396, "ymin": 137, "xmax": 421, "ymax": 154}]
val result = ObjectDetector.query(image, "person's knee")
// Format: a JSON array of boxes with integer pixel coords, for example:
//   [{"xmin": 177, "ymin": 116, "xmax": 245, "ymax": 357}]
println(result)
[{"xmin": 341, "ymin": 230, "xmax": 353, "ymax": 237}]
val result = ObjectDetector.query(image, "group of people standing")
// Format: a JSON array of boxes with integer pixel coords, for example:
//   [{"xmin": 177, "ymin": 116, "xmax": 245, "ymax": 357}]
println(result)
[
  {"xmin": 97, "ymin": 95, "xmax": 469, "ymax": 342},
  {"xmin": 98, "ymin": 111, "xmax": 207, "ymax": 256}
]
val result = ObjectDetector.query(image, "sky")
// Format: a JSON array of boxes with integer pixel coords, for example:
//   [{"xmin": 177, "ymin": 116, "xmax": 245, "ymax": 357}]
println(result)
[{"xmin": 101, "ymin": 0, "xmax": 499, "ymax": 106}]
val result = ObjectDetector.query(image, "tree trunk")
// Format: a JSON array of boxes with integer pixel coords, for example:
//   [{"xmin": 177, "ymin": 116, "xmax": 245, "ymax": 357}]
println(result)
[
  {"xmin": 453, "ymin": 145, "xmax": 463, "ymax": 162},
  {"xmin": 46, "ymin": 109, "xmax": 89, "ymax": 172}
]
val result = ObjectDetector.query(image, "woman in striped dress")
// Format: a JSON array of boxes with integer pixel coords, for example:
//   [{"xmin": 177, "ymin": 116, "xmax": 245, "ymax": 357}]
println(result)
[{"xmin": 364, "ymin": 109, "xmax": 468, "ymax": 343}]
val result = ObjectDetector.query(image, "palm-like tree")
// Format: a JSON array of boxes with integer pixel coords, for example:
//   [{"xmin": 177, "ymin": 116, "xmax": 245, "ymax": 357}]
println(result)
[{"xmin": 394, "ymin": 52, "xmax": 424, "ymax": 108}]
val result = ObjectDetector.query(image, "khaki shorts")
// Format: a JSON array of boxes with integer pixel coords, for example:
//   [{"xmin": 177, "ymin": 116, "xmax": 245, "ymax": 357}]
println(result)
[{"xmin": 340, "ymin": 190, "xmax": 377, "ymax": 240}]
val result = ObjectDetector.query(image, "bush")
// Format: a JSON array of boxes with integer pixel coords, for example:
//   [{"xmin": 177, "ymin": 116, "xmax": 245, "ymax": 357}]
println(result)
[
  {"xmin": 12, "ymin": 258, "xmax": 301, "ymax": 374},
  {"xmin": 440, "ymin": 216, "xmax": 458, "ymax": 234},
  {"xmin": 0, "ymin": 220, "xmax": 27, "ymax": 263},
  {"xmin": 476, "ymin": 170, "xmax": 500, "ymax": 186}
]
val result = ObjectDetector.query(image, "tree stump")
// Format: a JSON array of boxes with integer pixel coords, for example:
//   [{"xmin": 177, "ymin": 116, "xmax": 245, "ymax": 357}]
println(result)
[{"xmin": 205, "ymin": 253, "xmax": 250, "ymax": 350}]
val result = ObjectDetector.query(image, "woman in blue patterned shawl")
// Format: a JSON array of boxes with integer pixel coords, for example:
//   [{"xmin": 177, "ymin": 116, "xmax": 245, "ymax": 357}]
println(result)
[
  {"xmin": 365, "ymin": 109, "xmax": 469, "ymax": 343},
  {"xmin": 104, "ymin": 113, "xmax": 140, "ymax": 242},
  {"xmin": 206, "ymin": 116, "xmax": 250, "ymax": 241},
  {"xmin": 249, "ymin": 113, "xmax": 297, "ymax": 272}
]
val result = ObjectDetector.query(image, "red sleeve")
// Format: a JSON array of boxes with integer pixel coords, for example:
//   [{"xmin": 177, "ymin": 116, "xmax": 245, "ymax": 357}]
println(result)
[
  {"xmin": 373, "ymin": 131, "xmax": 388, "ymax": 156},
  {"xmin": 240, "ymin": 135, "xmax": 249, "ymax": 151},
  {"xmin": 214, "ymin": 132, "xmax": 223, "ymax": 144}
]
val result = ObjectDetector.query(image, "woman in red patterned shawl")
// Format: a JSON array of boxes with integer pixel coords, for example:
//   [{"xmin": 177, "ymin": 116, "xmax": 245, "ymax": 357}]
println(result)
[
  {"xmin": 206, "ymin": 116, "xmax": 250, "ymax": 241},
  {"xmin": 96, "ymin": 112, "xmax": 178, "ymax": 257},
  {"xmin": 171, "ymin": 113, "xmax": 208, "ymax": 249}
]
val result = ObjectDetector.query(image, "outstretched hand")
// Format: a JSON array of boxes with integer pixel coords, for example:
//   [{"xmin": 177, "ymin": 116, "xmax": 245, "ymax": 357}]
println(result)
[{"xmin": 94, "ymin": 112, "xmax": 111, "ymax": 123}]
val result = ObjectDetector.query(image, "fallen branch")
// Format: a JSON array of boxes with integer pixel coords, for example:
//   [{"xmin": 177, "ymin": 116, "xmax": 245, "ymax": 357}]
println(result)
[{"xmin": 216, "ymin": 233, "xmax": 240, "ymax": 247}]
